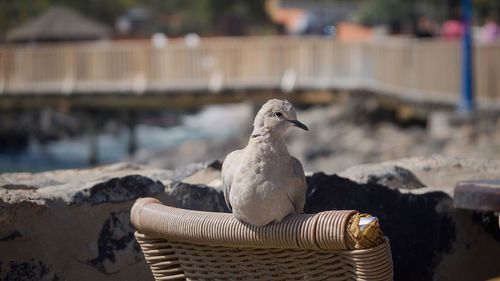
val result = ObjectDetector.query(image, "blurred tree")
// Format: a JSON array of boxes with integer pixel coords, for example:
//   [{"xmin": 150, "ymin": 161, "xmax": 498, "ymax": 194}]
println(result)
[
  {"xmin": 356, "ymin": 0, "xmax": 500, "ymax": 30},
  {"xmin": 357, "ymin": 0, "xmax": 409, "ymax": 23},
  {"xmin": 0, "ymin": 0, "xmax": 272, "ymax": 39},
  {"xmin": 356, "ymin": 0, "xmax": 418, "ymax": 33},
  {"xmin": 475, "ymin": 0, "xmax": 500, "ymax": 23},
  {"xmin": 210, "ymin": 1, "xmax": 269, "ymax": 36},
  {"xmin": 145, "ymin": 0, "xmax": 212, "ymax": 34}
]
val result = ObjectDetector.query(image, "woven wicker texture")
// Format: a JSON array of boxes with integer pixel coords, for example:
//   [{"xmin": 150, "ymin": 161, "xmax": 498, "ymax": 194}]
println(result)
[{"xmin": 132, "ymin": 198, "xmax": 393, "ymax": 281}]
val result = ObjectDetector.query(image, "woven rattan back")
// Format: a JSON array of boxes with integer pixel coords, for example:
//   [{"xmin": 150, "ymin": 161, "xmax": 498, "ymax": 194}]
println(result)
[{"xmin": 131, "ymin": 198, "xmax": 393, "ymax": 281}]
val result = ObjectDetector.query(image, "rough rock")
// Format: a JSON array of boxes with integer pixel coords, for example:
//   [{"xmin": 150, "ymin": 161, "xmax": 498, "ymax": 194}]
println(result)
[
  {"xmin": 376, "ymin": 155, "xmax": 500, "ymax": 186},
  {"xmin": 0, "ymin": 161, "xmax": 229, "ymax": 281},
  {"xmin": 1, "ymin": 156, "xmax": 499, "ymax": 281},
  {"xmin": 339, "ymin": 164, "xmax": 425, "ymax": 189},
  {"xmin": 0, "ymin": 162, "xmax": 173, "ymax": 205},
  {"xmin": 0, "ymin": 163, "xmax": 173, "ymax": 280}
]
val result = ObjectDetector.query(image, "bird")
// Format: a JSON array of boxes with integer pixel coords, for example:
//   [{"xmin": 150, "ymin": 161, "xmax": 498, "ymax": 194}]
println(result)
[{"xmin": 222, "ymin": 99, "xmax": 308, "ymax": 226}]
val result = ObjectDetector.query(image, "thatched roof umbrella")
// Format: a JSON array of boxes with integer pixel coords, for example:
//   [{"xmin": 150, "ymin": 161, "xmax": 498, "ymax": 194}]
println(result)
[{"xmin": 6, "ymin": 6, "xmax": 111, "ymax": 43}]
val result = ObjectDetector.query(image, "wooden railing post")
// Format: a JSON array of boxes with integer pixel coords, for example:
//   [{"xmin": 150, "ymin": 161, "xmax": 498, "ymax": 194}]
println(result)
[
  {"xmin": 134, "ymin": 43, "xmax": 149, "ymax": 94},
  {"xmin": 0, "ymin": 47, "xmax": 6, "ymax": 94},
  {"xmin": 62, "ymin": 45, "xmax": 76, "ymax": 94}
]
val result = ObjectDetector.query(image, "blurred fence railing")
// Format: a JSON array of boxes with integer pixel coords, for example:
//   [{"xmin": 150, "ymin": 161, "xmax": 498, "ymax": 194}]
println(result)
[{"xmin": 0, "ymin": 37, "xmax": 499, "ymax": 105}]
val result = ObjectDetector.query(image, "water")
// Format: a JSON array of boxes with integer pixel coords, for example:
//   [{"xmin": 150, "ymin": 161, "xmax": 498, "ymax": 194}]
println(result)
[{"xmin": 0, "ymin": 104, "xmax": 252, "ymax": 173}]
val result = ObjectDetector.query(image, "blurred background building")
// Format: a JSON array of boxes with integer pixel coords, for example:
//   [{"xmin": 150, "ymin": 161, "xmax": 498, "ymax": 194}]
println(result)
[{"xmin": 6, "ymin": 6, "xmax": 111, "ymax": 43}]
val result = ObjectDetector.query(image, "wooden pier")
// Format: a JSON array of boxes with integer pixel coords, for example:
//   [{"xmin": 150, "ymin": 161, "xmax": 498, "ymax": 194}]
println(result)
[{"xmin": 0, "ymin": 36, "xmax": 499, "ymax": 110}]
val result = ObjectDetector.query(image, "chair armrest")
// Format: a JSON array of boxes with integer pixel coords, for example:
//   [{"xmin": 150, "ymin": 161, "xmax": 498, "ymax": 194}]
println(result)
[{"xmin": 131, "ymin": 197, "xmax": 384, "ymax": 250}]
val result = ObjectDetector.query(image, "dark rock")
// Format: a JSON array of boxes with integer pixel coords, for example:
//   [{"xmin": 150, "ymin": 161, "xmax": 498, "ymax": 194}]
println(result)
[
  {"xmin": 73, "ymin": 175, "xmax": 164, "ymax": 205},
  {"xmin": 0, "ymin": 260, "xmax": 59, "ymax": 281},
  {"xmin": 88, "ymin": 211, "xmax": 142, "ymax": 274},
  {"xmin": 366, "ymin": 166, "xmax": 425, "ymax": 189},
  {"xmin": 471, "ymin": 212, "xmax": 500, "ymax": 243},
  {"xmin": 0, "ymin": 230, "xmax": 22, "ymax": 241},
  {"xmin": 340, "ymin": 164, "xmax": 426, "ymax": 189},
  {"xmin": 0, "ymin": 199, "xmax": 48, "ymax": 227},
  {"xmin": 305, "ymin": 172, "xmax": 455, "ymax": 281},
  {"xmin": 349, "ymin": 155, "xmax": 500, "ymax": 189},
  {"xmin": 2, "ymin": 184, "xmax": 38, "ymax": 190},
  {"xmin": 165, "ymin": 181, "xmax": 229, "ymax": 213}
]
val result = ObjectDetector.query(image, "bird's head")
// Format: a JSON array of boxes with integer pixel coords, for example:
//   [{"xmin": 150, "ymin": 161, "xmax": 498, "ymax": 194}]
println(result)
[{"xmin": 252, "ymin": 99, "xmax": 308, "ymax": 137}]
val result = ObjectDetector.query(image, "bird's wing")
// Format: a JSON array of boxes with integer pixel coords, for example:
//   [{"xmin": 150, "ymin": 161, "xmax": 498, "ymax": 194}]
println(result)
[
  {"xmin": 289, "ymin": 157, "xmax": 307, "ymax": 213},
  {"xmin": 221, "ymin": 149, "xmax": 241, "ymax": 212}
]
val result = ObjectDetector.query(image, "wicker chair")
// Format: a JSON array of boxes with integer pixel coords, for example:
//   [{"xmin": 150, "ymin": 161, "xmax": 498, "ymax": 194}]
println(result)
[{"xmin": 131, "ymin": 198, "xmax": 393, "ymax": 281}]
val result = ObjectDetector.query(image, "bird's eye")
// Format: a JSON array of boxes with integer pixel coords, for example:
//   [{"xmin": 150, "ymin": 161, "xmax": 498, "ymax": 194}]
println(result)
[{"xmin": 274, "ymin": 112, "xmax": 283, "ymax": 118}]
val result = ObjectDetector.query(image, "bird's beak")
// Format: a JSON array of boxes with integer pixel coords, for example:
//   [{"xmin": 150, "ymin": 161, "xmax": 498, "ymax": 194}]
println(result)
[{"xmin": 288, "ymin": 119, "xmax": 309, "ymax": 131}]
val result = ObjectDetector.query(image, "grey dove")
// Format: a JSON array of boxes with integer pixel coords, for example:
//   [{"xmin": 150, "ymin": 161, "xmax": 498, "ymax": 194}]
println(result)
[{"xmin": 222, "ymin": 99, "xmax": 308, "ymax": 226}]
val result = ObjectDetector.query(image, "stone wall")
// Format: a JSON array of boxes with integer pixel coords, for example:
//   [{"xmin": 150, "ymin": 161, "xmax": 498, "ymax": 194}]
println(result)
[{"xmin": 1, "ymin": 156, "xmax": 499, "ymax": 281}]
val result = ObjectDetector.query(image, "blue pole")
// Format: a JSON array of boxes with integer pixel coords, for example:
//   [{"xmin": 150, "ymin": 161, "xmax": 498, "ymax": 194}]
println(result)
[{"xmin": 459, "ymin": 0, "xmax": 474, "ymax": 113}]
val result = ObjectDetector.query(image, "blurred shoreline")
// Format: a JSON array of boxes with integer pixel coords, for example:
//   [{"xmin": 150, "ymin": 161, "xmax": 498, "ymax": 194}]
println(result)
[
  {"xmin": 0, "ymin": 104, "xmax": 251, "ymax": 173},
  {"xmin": 1, "ymin": 100, "xmax": 499, "ymax": 174}
]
